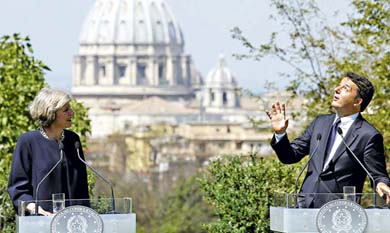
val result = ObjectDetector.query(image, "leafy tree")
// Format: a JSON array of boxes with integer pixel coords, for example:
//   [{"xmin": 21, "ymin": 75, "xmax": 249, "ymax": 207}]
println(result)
[
  {"xmin": 232, "ymin": 0, "xmax": 340, "ymax": 119},
  {"xmin": 199, "ymin": 154, "xmax": 300, "ymax": 233},
  {"xmin": 0, "ymin": 34, "xmax": 91, "ymax": 232},
  {"xmin": 148, "ymin": 175, "xmax": 216, "ymax": 233},
  {"xmin": 232, "ymin": 0, "xmax": 390, "ymax": 155},
  {"xmin": 339, "ymin": 0, "xmax": 390, "ymax": 153},
  {"xmin": 197, "ymin": 1, "xmax": 390, "ymax": 231}
]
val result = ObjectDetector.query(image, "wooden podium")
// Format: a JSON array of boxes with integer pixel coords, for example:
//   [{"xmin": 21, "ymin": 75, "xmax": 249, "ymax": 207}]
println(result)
[
  {"xmin": 17, "ymin": 197, "xmax": 135, "ymax": 233},
  {"xmin": 270, "ymin": 193, "xmax": 390, "ymax": 233}
]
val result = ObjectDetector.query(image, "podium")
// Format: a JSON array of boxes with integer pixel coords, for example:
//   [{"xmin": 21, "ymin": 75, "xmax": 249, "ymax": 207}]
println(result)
[
  {"xmin": 270, "ymin": 193, "xmax": 390, "ymax": 233},
  {"xmin": 17, "ymin": 197, "xmax": 136, "ymax": 233}
]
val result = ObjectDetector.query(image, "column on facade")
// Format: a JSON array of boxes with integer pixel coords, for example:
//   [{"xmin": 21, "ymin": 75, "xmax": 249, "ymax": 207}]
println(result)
[
  {"xmin": 107, "ymin": 56, "xmax": 116, "ymax": 85},
  {"xmin": 202, "ymin": 88, "xmax": 211, "ymax": 108},
  {"xmin": 180, "ymin": 56, "xmax": 188, "ymax": 86},
  {"xmin": 85, "ymin": 56, "xmax": 98, "ymax": 85},
  {"xmin": 129, "ymin": 57, "xmax": 137, "ymax": 85},
  {"xmin": 166, "ymin": 56, "xmax": 175, "ymax": 85},
  {"xmin": 213, "ymin": 88, "xmax": 223, "ymax": 107},
  {"xmin": 73, "ymin": 56, "xmax": 82, "ymax": 85},
  {"xmin": 227, "ymin": 89, "xmax": 237, "ymax": 108},
  {"xmin": 151, "ymin": 58, "xmax": 159, "ymax": 86}
]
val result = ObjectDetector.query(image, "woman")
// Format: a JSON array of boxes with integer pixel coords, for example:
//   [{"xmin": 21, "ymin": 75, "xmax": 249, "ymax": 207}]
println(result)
[{"xmin": 8, "ymin": 88, "xmax": 89, "ymax": 215}]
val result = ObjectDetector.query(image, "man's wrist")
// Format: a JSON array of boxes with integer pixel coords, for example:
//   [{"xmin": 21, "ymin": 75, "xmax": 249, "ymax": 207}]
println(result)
[{"xmin": 274, "ymin": 132, "xmax": 286, "ymax": 142}]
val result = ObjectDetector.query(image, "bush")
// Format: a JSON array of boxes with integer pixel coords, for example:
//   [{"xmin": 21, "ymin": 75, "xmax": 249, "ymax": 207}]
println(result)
[{"xmin": 199, "ymin": 154, "xmax": 300, "ymax": 232}]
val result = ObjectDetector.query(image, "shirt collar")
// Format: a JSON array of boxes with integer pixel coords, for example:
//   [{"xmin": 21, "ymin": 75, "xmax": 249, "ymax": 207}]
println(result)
[{"xmin": 335, "ymin": 112, "xmax": 359, "ymax": 125}]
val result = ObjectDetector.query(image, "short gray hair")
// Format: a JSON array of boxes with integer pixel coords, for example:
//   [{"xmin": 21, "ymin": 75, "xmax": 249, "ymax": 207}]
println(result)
[{"xmin": 29, "ymin": 88, "xmax": 72, "ymax": 127}]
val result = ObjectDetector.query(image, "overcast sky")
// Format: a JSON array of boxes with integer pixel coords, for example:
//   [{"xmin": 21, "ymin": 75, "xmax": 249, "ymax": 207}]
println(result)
[{"xmin": 0, "ymin": 0, "xmax": 349, "ymax": 93}]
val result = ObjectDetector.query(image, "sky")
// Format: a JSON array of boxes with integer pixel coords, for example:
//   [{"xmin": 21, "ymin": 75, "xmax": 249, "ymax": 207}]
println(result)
[{"xmin": 0, "ymin": 0, "xmax": 349, "ymax": 94}]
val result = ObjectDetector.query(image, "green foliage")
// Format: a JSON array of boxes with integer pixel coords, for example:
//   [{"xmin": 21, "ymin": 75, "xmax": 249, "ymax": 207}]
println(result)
[
  {"xmin": 232, "ymin": 0, "xmax": 390, "ymax": 156},
  {"xmin": 0, "ymin": 34, "xmax": 47, "ymax": 232},
  {"xmin": 339, "ymin": 0, "xmax": 390, "ymax": 153},
  {"xmin": 199, "ymin": 154, "xmax": 300, "ymax": 233},
  {"xmin": 232, "ymin": 0, "xmax": 340, "ymax": 121},
  {"xmin": 137, "ymin": 174, "xmax": 215, "ymax": 233},
  {"xmin": 222, "ymin": 1, "xmax": 390, "ymax": 230},
  {"xmin": 0, "ymin": 34, "xmax": 91, "ymax": 232}
]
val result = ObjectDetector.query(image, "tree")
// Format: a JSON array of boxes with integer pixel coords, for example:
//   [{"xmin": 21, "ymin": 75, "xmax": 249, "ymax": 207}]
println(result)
[
  {"xmin": 0, "ymin": 34, "xmax": 91, "ymax": 232},
  {"xmin": 232, "ymin": 0, "xmax": 390, "ymax": 155},
  {"xmin": 197, "ymin": 1, "xmax": 390, "ymax": 231},
  {"xmin": 339, "ymin": 0, "xmax": 390, "ymax": 152},
  {"xmin": 199, "ymin": 154, "xmax": 300, "ymax": 233},
  {"xmin": 148, "ymin": 175, "xmax": 216, "ymax": 233}
]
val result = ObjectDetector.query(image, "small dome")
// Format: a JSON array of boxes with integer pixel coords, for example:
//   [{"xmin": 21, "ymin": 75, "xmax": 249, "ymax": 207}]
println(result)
[
  {"xmin": 205, "ymin": 55, "xmax": 237, "ymax": 87},
  {"xmin": 79, "ymin": 0, "xmax": 184, "ymax": 45}
]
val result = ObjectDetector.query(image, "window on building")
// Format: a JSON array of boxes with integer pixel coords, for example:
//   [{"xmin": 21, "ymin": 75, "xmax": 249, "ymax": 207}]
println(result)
[
  {"xmin": 211, "ymin": 92, "xmax": 215, "ymax": 102},
  {"xmin": 199, "ymin": 143, "xmax": 206, "ymax": 152},
  {"xmin": 137, "ymin": 64, "xmax": 148, "ymax": 85},
  {"xmin": 236, "ymin": 141, "xmax": 242, "ymax": 150},
  {"xmin": 223, "ymin": 92, "xmax": 228, "ymax": 105},
  {"xmin": 99, "ymin": 65, "xmax": 106, "ymax": 77},
  {"xmin": 118, "ymin": 65, "xmax": 126, "ymax": 78},
  {"xmin": 158, "ymin": 63, "xmax": 168, "ymax": 85}
]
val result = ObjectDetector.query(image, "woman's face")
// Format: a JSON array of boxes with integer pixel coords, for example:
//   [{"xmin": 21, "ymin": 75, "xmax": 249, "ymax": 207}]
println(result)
[{"xmin": 52, "ymin": 102, "xmax": 74, "ymax": 129}]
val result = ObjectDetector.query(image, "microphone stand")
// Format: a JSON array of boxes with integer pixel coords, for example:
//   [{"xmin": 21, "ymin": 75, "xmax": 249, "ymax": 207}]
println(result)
[
  {"xmin": 75, "ymin": 142, "xmax": 117, "ymax": 213},
  {"xmin": 35, "ymin": 142, "xmax": 64, "ymax": 215},
  {"xmin": 337, "ymin": 127, "xmax": 377, "ymax": 208},
  {"xmin": 293, "ymin": 134, "xmax": 322, "ymax": 208}
]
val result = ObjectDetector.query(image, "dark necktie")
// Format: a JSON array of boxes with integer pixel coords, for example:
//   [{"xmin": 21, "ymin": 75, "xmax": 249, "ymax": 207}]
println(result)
[{"xmin": 325, "ymin": 118, "xmax": 341, "ymax": 158}]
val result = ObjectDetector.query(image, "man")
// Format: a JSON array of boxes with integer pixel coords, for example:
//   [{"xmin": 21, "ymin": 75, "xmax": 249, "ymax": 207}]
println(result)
[{"xmin": 266, "ymin": 72, "xmax": 390, "ymax": 207}]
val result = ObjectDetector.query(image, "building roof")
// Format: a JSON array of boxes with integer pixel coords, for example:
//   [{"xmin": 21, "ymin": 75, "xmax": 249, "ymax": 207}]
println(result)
[
  {"xmin": 121, "ymin": 96, "xmax": 197, "ymax": 114},
  {"xmin": 204, "ymin": 54, "xmax": 237, "ymax": 88},
  {"xmin": 80, "ymin": 0, "xmax": 183, "ymax": 45}
]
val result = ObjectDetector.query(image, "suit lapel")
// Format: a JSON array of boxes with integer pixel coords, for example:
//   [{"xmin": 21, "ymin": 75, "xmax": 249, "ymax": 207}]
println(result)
[
  {"xmin": 318, "ymin": 115, "xmax": 337, "ymax": 171},
  {"xmin": 329, "ymin": 114, "xmax": 363, "ymax": 165}
]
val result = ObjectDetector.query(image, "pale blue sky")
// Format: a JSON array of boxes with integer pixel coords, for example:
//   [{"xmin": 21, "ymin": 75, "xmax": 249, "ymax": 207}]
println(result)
[{"xmin": 0, "ymin": 0, "xmax": 349, "ymax": 93}]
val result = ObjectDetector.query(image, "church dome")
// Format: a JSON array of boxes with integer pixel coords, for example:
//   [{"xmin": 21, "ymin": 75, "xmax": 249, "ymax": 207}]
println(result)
[
  {"xmin": 205, "ymin": 55, "xmax": 237, "ymax": 87},
  {"xmin": 79, "ymin": 0, "xmax": 184, "ymax": 45}
]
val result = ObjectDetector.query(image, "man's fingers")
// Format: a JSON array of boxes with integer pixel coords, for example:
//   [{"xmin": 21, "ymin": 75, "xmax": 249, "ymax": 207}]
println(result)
[
  {"xmin": 376, "ymin": 182, "xmax": 390, "ymax": 204},
  {"xmin": 275, "ymin": 101, "xmax": 281, "ymax": 113},
  {"xmin": 271, "ymin": 103, "xmax": 277, "ymax": 115},
  {"xmin": 266, "ymin": 111, "xmax": 272, "ymax": 119}
]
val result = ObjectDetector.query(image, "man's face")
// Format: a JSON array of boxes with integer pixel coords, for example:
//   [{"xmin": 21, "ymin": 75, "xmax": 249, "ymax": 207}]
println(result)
[{"xmin": 331, "ymin": 77, "xmax": 362, "ymax": 116}]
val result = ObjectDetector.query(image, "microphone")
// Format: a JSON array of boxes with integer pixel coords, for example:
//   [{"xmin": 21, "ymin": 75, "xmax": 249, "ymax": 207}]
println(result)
[
  {"xmin": 35, "ymin": 142, "xmax": 64, "ymax": 215},
  {"xmin": 294, "ymin": 133, "xmax": 322, "ymax": 207},
  {"xmin": 75, "ymin": 141, "xmax": 117, "ymax": 213},
  {"xmin": 337, "ymin": 127, "xmax": 377, "ymax": 207}
]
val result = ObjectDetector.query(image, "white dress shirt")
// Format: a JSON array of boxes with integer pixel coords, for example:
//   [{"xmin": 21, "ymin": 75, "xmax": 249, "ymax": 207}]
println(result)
[
  {"xmin": 323, "ymin": 113, "xmax": 359, "ymax": 170},
  {"xmin": 274, "ymin": 112, "xmax": 360, "ymax": 171}
]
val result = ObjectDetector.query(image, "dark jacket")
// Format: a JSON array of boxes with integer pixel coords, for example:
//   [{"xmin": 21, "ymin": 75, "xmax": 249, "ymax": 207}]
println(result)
[
  {"xmin": 271, "ymin": 113, "xmax": 389, "ymax": 207},
  {"xmin": 8, "ymin": 129, "xmax": 89, "ymax": 213}
]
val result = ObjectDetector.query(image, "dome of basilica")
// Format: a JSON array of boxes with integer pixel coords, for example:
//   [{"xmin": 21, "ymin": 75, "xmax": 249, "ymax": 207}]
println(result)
[
  {"xmin": 205, "ymin": 55, "xmax": 237, "ymax": 88},
  {"xmin": 72, "ymin": 0, "xmax": 200, "ymax": 100},
  {"xmin": 79, "ymin": 0, "xmax": 184, "ymax": 45}
]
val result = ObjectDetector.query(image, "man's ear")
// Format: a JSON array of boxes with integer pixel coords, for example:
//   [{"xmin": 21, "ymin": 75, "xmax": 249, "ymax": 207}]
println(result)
[{"xmin": 354, "ymin": 97, "xmax": 363, "ymax": 107}]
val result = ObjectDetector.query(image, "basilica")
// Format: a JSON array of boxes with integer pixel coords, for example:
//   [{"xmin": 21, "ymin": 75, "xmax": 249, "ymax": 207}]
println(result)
[{"xmin": 71, "ymin": 0, "xmax": 297, "ymax": 172}]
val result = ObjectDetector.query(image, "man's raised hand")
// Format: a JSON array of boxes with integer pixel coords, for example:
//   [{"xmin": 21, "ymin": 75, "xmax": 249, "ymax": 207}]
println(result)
[{"xmin": 265, "ymin": 101, "xmax": 289, "ymax": 134}]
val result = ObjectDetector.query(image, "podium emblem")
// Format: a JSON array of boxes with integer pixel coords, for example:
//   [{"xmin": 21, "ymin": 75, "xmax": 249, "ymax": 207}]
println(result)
[
  {"xmin": 316, "ymin": 199, "xmax": 367, "ymax": 233},
  {"xmin": 50, "ymin": 205, "xmax": 104, "ymax": 233}
]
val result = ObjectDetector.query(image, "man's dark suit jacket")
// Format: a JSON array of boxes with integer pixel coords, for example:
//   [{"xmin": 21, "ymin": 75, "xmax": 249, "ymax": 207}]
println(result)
[{"xmin": 271, "ymin": 113, "xmax": 389, "ymax": 207}]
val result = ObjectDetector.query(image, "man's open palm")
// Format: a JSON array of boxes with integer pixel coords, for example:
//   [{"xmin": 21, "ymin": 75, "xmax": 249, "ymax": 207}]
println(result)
[{"xmin": 266, "ymin": 101, "xmax": 289, "ymax": 134}]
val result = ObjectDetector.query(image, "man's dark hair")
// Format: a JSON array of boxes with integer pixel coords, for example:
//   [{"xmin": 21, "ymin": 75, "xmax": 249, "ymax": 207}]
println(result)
[{"xmin": 345, "ymin": 71, "xmax": 374, "ymax": 112}]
